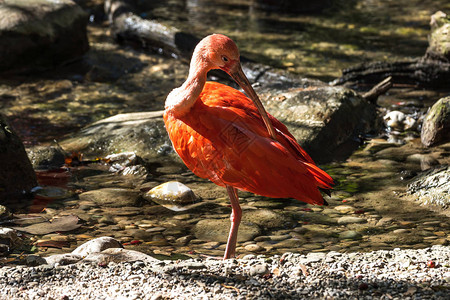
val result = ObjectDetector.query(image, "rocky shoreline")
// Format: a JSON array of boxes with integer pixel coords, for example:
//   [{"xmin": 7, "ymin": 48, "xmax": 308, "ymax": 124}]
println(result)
[{"xmin": 0, "ymin": 244, "xmax": 449, "ymax": 299}]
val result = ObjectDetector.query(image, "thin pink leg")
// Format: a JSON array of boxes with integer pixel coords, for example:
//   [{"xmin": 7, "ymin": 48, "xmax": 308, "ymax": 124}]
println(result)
[{"xmin": 223, "ymin": 185, "xmax": 242, "ymax": 259}]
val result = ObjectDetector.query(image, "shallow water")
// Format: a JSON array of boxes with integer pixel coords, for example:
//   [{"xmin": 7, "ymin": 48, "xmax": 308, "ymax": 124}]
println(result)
[
  {"xmin": 1, "ymin": 0, "xmax": 449, "ymax": 262},
  {"xmin": 140, "ymin": 0, "xmax": 450, "ymax": 81}
]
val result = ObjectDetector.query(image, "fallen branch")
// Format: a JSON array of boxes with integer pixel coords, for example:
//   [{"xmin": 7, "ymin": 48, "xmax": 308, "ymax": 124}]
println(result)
[
  {"xmin": 334, "ymin": 11, "xmax": 450, "ymax": 89},
  {"xmin": 362, "ymin": 76, "xmax": 393, "ymax": 104},
  {"xmin": 333, "ymin": 58, "xmax": 450, "ymax": 88},
  {"xmin": 105, "ymin": 0, "xmax": 199, "ymax": 59}
]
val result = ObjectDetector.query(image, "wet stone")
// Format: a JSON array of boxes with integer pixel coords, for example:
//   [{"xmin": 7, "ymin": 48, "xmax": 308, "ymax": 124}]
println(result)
[
  {"xmin": 127, "ymin": 230, "xmax": 155, "ymax": 241},
  {"xmin": 302, "ymin": 243, "xmax": 323, "ymax": 251},
  {"xmin": 339, "ymin": 231, "xmax": 363, "ymax": 240},
  {"xmin": 334, "ymin": 205, "xmax": 355, "ymax": 214},
  {"xmin": 302, "ymin": 225, "xmax": 337, "ymax": 238},
  {"xmin": 254, "ymin": 236, "xmax": 271, "ymax": 242},
  {"xmin": 175, "ymin": 236, "xmax": 193, "ymax": 246},
  {"xmin": 244, "ymin": 244, "xmax": 264, "ymax": 252},
  {"xmin": 269, "ymin": 234, "xmax": 291, "ymax": 241},
  {"xmin": 155, "ymin": 166, "xmax": 184, "ymax": 174},
  {"xmin": 337, "ymin": 216, "xmax": 366, "ymax": 224},
  {"xmin": 199, "ymin": 241, "xmax": 221, "ymax": 249},
  {"xmin": 245, "ymin": 209, "xmax": 295, "ymax": 229},
  {"xmin": 145, "ymin": 227, "xmax": 166, "ymax": 233},
  {"xmin": 376, "ymin": 217, "xmax": 394, "ymax": 226},
  {"xmin": 50, "ymin": 235, "xmax": 72, "ymax": 242},
  {"xmin": 299, "ymin": 213, "xmax": 338, "ymax": 225},
  {"xmin": 79, "ymin": 188, "xmax": 141, "ymax": 208},
  {"xmin": 98, "ymin": 215, "xmax": 115, "ymax": 225},
  {"xmin": 144, "ymin": 181, "xmax": 198, "ymax": 211},
  {"xmin": 272, "ymin": 238, "xmax": 307, "ymax": 249},
  {"xmin": 194, "ymin": 219, "xmax": 261, "ymax": 243},
  {"xmin": 249, "ymin": 199, "xmax": 287, "ymax": 209}
]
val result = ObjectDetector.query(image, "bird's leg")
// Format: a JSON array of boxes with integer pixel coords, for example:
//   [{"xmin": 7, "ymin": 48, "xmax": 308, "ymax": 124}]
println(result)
[{"xmin": 223, "ymin": 185, "xmax": 242, "ymax": 259}]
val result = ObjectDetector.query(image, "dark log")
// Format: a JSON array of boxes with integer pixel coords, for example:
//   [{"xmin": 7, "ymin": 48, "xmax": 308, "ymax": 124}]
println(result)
[
  {"xmin": 332, "ymin": 58, "xmax": 450, "ymax": 89},
  {"xmin": 334, "ymin": 11, "xmax": 450, "ymax": 89},
  {"xmin": 362, "ymin": 76, "xmax": 393, "ymax": 104},
  {"xmin": 105, "ymin": 0, "xmax": 199, "ymax": 59}
]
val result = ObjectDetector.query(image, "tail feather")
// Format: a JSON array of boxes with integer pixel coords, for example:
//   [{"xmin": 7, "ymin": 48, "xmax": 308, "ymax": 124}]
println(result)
[{"xmin": 304, "ymin": 162, "xmax": 334, "ymax": 189}]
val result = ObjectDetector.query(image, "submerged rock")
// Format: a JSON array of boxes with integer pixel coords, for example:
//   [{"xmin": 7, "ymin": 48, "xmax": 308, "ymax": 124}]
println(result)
[
  {"xmin": 78, "ymin": 188, "xmax": 142, "ymax": 208},
  {"xmin": 0, "ymin": 113, "xmax": 38, "ymax": 201},
  {"xmin": 407, "ymin": 166, "xmax": 450, "ymax": 208},
  {"xmin": 0, "ymin": 0, "xmax": 89, "ymax": 73},
  {"xmin": 421, "ymin": 96, "xmax": 450, "ymax": 147},
  {"xmin": 194, "ymin": 219, "xmax": 261, "ymax": 243},
  {"xmin": 339, "ymin": 230, "xmax": 362, "ymax": 240},
  {"xmin": 244, "ymin": 209, "xmax": 296, "ymax": 229},
  {"xmin": 59, "ymin": 111, "xmax": 172, "ymax": 162}
]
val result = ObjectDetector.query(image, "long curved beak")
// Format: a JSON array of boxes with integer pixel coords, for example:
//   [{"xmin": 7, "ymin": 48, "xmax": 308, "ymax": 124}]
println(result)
[{"xmin": 228, "ymin": 63, "xmax": 277, "ymax": 140}]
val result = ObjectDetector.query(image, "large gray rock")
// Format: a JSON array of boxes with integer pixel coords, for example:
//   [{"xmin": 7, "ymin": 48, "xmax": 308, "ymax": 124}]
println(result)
[
  {"xmin": 27, "ymin": 145, "xmax": 66, "ymax": 170},
  {"xmin": 0, "ymin": 0, "xmax": 89, "ymax": 73},
  {"xmin": 421, "ymin": 96, "xmax": 450, "ymax": 147},
  {"xmin": 426, "ymin": 11, "xmax": 450, "ymax": 61},
  {"xmin": 245, "ymin": 65, "xmax": 377, "ymax": 162},
  {"xmin": 407, "ymin": 166, "xmax": 450, "ymax": 208},
  {"xmin": 0, "ymin": 114, "xmax": 38, "ymax": 201},
  {"xmin": 60, "ymin": 111, "xmax": 172, "ymax": 162},
  {"xmin": 257, "ymin": 84, "xmax": 377, "ymax": 162}
]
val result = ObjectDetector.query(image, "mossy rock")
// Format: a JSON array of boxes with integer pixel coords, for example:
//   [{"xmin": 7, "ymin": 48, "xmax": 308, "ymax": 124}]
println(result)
[
  {"xmin": 0, "ymin": 0, "xmax": 89, "ymax": 73},
  {"xmin": 421, "ymin": 96, "xmax": 450, "ymax": 147}
]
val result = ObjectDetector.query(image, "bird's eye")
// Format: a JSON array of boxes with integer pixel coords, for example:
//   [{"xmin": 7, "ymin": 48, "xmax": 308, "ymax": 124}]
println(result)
[{"xmin": 221, "ymin": 56, "xmax": 229, "ymax": 62}]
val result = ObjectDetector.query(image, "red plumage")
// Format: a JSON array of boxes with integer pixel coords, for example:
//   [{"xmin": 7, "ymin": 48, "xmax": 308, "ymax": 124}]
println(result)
[{"xmin": 164, "ymin": 81, "xmax": 334, "ymax": 205}]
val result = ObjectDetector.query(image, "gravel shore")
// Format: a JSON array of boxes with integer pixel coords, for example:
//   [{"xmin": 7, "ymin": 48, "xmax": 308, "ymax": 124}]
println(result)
[{"xmin": 1, "ymin": 245, "xmax": 449, "ymax": 299}]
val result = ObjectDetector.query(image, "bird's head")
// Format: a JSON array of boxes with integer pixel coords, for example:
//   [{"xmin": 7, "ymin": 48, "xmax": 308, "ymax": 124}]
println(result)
[
  {"xmin": 192, "ymin": 34, "xmax": 277, "ymax": 139},
  {"xmin": 194, "ymin": 33, "xmax": 240, "ymax": 73},
  {"xmin": 193, "ymin": 34, "xmax": 260, "ymax": 113}
]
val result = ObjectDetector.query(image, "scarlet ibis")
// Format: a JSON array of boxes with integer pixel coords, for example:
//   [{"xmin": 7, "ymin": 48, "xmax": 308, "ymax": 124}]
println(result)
[{"xmin": 164, "ymin": 34, "xmax": 334, "ymax": 259}]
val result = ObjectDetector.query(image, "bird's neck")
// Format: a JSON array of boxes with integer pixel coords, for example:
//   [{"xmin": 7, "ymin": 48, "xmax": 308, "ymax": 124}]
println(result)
[{"xmin": 165, "ymin": 59, "xmax": 209, "ymax": 117}]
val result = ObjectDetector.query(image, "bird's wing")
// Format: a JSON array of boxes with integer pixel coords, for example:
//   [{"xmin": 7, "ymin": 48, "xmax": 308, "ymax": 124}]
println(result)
[{"xmin": 201, "ymin": 82, "xmax": 333, "ymax": 190}]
